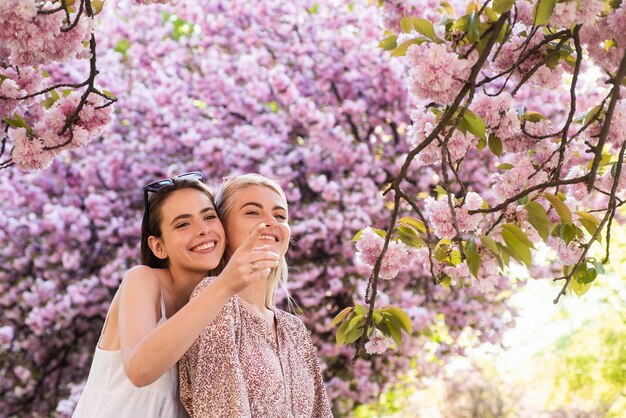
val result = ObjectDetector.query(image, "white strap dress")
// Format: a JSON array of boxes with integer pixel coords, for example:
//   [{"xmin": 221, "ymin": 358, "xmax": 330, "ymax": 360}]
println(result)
[{"xmin": 72, "ymin": 289, "xmax": 188, "ymax": 418}]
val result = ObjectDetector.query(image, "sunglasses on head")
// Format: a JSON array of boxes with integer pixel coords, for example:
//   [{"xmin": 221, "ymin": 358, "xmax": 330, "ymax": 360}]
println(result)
[{"xmin": 143, "ymin": 171, "xmax": 203, "ymax": 232}]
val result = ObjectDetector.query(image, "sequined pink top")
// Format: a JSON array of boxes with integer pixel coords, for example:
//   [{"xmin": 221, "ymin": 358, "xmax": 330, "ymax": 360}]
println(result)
[{"xmin": 179, "ymin": 277, "xmax": 332, "ymax": 417}]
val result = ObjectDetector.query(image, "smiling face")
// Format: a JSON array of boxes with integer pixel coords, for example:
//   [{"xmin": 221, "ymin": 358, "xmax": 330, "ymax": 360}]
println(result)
[
  {"xmin": 148, "ymin": 188, "xmax": 225, "ymax": 276},
  {"xmin": 223, "ymin": 185, "xmax": 290, "ymax": 257}
]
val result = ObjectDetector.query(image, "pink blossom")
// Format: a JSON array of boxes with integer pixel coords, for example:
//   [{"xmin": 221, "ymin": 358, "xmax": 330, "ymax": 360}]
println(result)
[
  {"xmin": 9, "ymin": 128, "xmax": 54, "ymax": 171},
  {"xmin": 550, "ymin": 0, "xmax": 604, "ymax": 27},
  {"xmin": 406, "ymin": 42, "xmax": 475, "ymax": 104},
  {"xmin": 0, "ymin": 78, "xmax": 24, "ymax": 118},
  {"xmin": 355, "ymin": 227, "xmax": 414, "ymax": 280},
  {"xmin": 463, "ymin": 192, "xmax": 483, "ymax": 211},
  {"xmin": 425, "ymin": 197, "xmax": 456, "ymax": 239},
  {"xmin": 472, "ymin": 92, "xmax": 520, "ymax": 140},
  {"xmin": 547, "ymin": 236, "xmax": 584, "ymax": 266},
  {"xmin": 364, "ymin": 329, "xmax": 392, "ymax": 355},
  {"xmin": 0, "ymin": 325, "xmax": 14, "ymax": 347},
  {"xmin": 355, "ymin": 227, "xmax": 384, "ymax": 267}
]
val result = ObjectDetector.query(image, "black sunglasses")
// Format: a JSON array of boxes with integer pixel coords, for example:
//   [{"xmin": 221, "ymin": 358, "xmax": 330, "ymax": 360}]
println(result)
[{"xmin": 143, "ymin": 171, "xmax": 203, "ymax": 232}]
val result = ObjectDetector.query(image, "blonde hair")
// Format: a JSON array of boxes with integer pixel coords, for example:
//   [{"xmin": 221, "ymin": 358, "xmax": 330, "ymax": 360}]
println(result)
[{"xmin": 215, "ymin": 173, "xmax": 290, "ymax": 308}]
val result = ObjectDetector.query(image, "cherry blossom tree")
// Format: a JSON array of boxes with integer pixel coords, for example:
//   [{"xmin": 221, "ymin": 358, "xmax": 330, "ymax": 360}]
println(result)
[{"xmin": 341, "ymin": 0, "xmax": 626, "ymax": 361}]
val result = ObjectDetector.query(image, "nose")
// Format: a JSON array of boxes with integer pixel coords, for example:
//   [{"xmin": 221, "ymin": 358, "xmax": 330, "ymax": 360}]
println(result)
[{"xmin": 196, "ymin": 221, "xmax": 211, "ymax": 236}]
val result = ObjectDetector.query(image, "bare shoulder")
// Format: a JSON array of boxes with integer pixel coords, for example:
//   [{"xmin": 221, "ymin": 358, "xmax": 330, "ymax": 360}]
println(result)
[{"xmin": 120, "ymin": 265, "xmax": 162, "ymax": 297}]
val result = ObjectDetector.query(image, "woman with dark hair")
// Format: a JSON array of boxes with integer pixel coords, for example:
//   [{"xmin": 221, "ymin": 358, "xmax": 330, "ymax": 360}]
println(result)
[{"xmin": 73, "ymin": 173, "xmax": 280, "ymax": 417}]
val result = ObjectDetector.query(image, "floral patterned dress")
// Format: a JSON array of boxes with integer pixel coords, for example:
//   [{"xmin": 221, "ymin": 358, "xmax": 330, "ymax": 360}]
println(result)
[{"xmin": 179, "ymin": 277, "xmax": 333, "ymax": 417}]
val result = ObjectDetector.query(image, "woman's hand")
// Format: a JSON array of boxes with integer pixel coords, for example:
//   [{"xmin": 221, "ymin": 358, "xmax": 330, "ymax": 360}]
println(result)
[{"xmin": 215, "ymin": 223, "xmax": 280, "ymax": 295}]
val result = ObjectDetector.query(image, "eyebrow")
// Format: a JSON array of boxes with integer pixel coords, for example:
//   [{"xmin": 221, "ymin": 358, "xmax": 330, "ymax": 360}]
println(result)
[
  {"xmin": 240, "ymin": 202, "xmax": 287, "ymax": 212},
  {"xmin": 169, "ymin": 207, "xmax": 216, "ymax": 226}
]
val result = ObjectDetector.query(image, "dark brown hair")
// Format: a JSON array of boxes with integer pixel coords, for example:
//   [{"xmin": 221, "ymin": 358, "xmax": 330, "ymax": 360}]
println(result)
[{"xmin": 140, "ymin": 178, "xmax": 216, "ymax": 269}]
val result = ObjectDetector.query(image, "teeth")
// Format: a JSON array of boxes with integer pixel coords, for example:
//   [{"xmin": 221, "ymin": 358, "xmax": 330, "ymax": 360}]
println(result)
[
  {"xmin": 260, "ymin": 234, "xmax": 277, "ymax": 242},
  {"xmin": 192, "ymin": 242, "xmax": 215, "ymax": 251}
]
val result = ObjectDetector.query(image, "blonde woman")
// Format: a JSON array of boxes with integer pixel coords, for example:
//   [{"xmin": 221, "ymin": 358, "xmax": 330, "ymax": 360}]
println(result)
[{"xmin": 179, "ymin": 174, "xmax": 332, "ymax": 417}]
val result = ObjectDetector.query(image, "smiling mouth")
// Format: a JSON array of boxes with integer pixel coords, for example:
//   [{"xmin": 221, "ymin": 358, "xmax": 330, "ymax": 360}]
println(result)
[
  {"xmin": 260, "ymin": 234, "xmax": 279, "ymax": 242},
  {"xmin": 191, "ymin": 241, "xmax": 216, "ymax": 252}
]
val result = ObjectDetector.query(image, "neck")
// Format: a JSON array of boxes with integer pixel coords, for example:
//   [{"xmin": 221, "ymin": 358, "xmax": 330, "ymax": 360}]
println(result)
[
  {"xmin": 166, "ymin": 265, "xmax": 207, "ymax": 304},
  {"xmin": 238, "ymin": 279, "xmax": 269, "ymax": 310}
]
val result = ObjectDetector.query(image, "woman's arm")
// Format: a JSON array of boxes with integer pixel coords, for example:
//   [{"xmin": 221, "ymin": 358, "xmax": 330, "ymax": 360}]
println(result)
[
  {"xmin": 119, "ymin": 223, "xmax": 278, "ymax": 387},
  {"xmin": 118, "ymin": 266, "xmax": 233, "ymax": 387}
]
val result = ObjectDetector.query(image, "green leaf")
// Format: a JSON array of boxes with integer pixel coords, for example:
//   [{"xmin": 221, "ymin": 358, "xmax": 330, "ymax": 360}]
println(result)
[
  {"xmin": 525, "ymin": 201, "xmax": 551, "ymax": 242},
  {"xmin": 434, "ymin": 244, "xmax": 450, "ymax": 262},
  {"xmin": 484, "ymin": 6, "xmax": 499, "ymax": 22},
  {"xmin": 496, "ymin": 242, "xmax": 512, "ymax": 266},
  {"xmin": 533, "ymin": 0, "xmax": 556, "ymax": 26},
  {"xmin": 583, "ymin": 104, "xmax": 603, "ymax": 126},
  {"xmin": 347, "ymin": 314, "xmax": 365, "ymax": 332},
  {"xmin": 555, "ymin": 223, "xmax": 577, "ymax": 245},
  {"xmin": 412, "ymin": 18, "xmax": 439, "ymax": 42},
  {"xmin": 448, "ymin": 250, "xmax": 462, "ymax": 266},
  {"xmin": 354, "ymin": 304, "xmax": 368, "ymax": 316},
  {"xmin": 91, "ymin": 0, "xmax": 105, "ymax": 15},
  {"xmin": 102, "ymin": 90, "xmax": 117, "ymax": 100},
  {"xmin": 397, "ymin": 225, "xmax": 426, "ymax": 248},
  {"xmin": 453, "ymin": 15, "xmax": 469, "ymax": 32},
  {"xmin": 462, "ymin": 108, "xmax": 486, "ymax": 140},
  {"xmin": 523, "ymin": 111, "xmax": 548, "ymax": 123},
  {"xmin": 496, "ymin": 163, "xmax": 514, "ymax": 170},
  {"xmin": 330, "ymin": 307, "xmax": 353, "ymax": 328},
  {"xmin": 570, "ymin": 278, "xmax": 591, "ymax": 297},
  {"xmin": 42, "ymin": 90, "xmax": 61, "ymax": 109},
  {"xmin": 488, "ymin": 134, "xmax": 502, "ymax": 157},
  {"xmin": 267, "ymin": 101, "xmax": 280, "ymax": 113},
  {"xmin": 467, "ymin": 11, "xmax": 483, "ymax": 42},
  {"xmin": 390, "ymin": 38, "xmax": 426, "ymax": 57},
  {"xmin": 114, "ymin": 38, "xmax": 130, "ymax": 56},
  {"xmin": 465, "ymin": 237, "xmax": 481, "ymax": 278},
  {"xmin": 439, "ymin": 1, "xmax": 454, "ymax": 16},
  {"xmin": 517, "ymin": 195, "xmax": 529, "ymax": 205},
  {"xmin": 378, "ymin": 35, "xmax": 398, "ymax": 51},
  {"xmin": 385, "ymin": 305, "xmax": 412, "ymax": 334},
  {"xmin": 439, "ymin": 275, "xmax": 452, "ymax": 288},
  {"xmin": 581, "ymin": 268, "xmax": 597, "ymax": 284},
  {"xmin": 384, "ymin": 317, "xmax": 404, "ymax": 348},
  {"xmin": 594, "ymin": 260, "xmax": 605, "ymax": 275},
  {"xmin": 353, "ymin": 227, "xmax": 386, "ymax": 241},
  {"xmin": 480, "ymin": 235, "xmax": 499, "ymax": 256},
  {"xmin": 306, "ymin": 3, "xmax": 319, "ymax": 14},
  {"xmin": 3, "ymin": 113, "xmax": 32, "ymax": 135},
  {"xmin": 343, "ymin": 326, "xmax": 364, "ymax": 344},
  {"xmin": 501, "ymin": 223, "xmax": 535, "ymax": 249},
  {"xmin": 434, "ymin": 185, "xmax": 447, "ymax": 197},
  {"xmin": 399, "ymin": 216, "xmax": 427, "ymax": 233},
  {"xmin": 400, "ymin": 16, "xmax": 413, "ymax": 33},
  {"xmin": 543, "ymin": 193, "xmax": 572, "ymax": 224},
  {"xmin": 493, "ymin": 0, "xmax": 515, "ymax": 14},
  {"xmin": 575, "ymin": 211, "xmax": 600, "ymax": 240},
  {"xmin": 502, "ymin": 230, "xmax": 532, "ymax": 268},
  {"xmin": 335, "ymin": 318, "xmax": 351, "ymax": 345}
]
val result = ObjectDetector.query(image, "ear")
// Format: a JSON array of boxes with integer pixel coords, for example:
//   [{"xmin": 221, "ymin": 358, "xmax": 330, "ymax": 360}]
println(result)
[{"xmin": 148, "ymin": 236, "xmax": 168, "ymax": 260}]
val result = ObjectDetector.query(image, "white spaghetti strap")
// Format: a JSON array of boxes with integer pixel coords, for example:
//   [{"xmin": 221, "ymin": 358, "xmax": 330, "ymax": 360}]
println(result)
[
  {"xmin": 96, "ymin": 289, "xmax": 119, "ymax": 348},
  {"xmin": 159, "ymin": 288, "xmax": 167, "ymax": 320}
]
